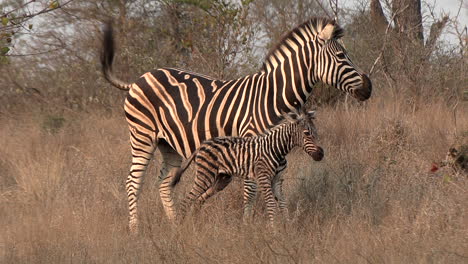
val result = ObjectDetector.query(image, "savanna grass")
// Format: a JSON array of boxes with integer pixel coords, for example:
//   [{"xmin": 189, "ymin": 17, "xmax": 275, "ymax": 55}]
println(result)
[{"xmin": 1, "ymin": 97, "xmax": 467, "ymax": 263}]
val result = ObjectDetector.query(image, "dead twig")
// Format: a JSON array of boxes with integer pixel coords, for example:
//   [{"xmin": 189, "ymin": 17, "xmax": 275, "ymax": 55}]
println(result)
[
  {"xmin": 313, "ymin": 0, "xmax": 332, "ymax": 18},
  {"xmin": 369, "ymin": 5, "xmax": 409, "ymax": 76}
]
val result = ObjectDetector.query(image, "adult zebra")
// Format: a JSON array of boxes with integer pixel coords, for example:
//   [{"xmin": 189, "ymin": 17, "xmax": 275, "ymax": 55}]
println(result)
[{"xmin": 101, "ymin": 17, "xmax": 372, "ymax": 233}]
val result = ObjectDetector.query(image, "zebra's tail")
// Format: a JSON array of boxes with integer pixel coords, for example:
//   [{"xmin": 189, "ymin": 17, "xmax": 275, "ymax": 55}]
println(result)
[
  {"xmin": 170, "ymin": 150, "xmax": 198, "ymax": 188},
  {"xmin": 101, "ymin": 22, "xmax": 132, "ymax": 91}
]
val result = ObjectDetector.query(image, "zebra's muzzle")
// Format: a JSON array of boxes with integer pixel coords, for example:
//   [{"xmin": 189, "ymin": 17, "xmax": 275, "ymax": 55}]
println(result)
[
  {"xmin": 311, "ymin": 147, "xmax": 324, "ymax": 161},
  {"xmin": 353, "ymin": 74, "xmax": 372, "ymax": 101}
]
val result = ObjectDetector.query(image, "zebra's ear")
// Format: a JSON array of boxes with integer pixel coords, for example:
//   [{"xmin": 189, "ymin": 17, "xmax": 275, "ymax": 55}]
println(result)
[
  {"xmin": 318, "ymin": 23, "xmax": 335, "ymax": 41},
  {"xmin": 306, "ymin": 111, "xmax": 316, "ymax": 119}
]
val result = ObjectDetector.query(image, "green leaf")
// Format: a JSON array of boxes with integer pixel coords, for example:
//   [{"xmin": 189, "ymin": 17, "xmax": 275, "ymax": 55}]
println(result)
[
  {"xmin": 443, "ymin": 174, "xmax": 452, "ymax": 183},
  {"xmin": 1, "ymin": 17, "xmax": 8, "ymax": 26},
  {"xmin": 29, "ymin": 24, "xmax": 33, "ymax": 30},
  {"xmin": 241, "ymin": 0, "xmax": 254, "ymax": 6},
  {"xmin": 0, "ymin": 47, "xmax": 10, "ymax": 55},
  {"xmin": 49, "ymin": 1, "xmax": 59, "ymax": 9},
  {"xmin": 0, "ymin": 33, "xmax": 11, "ymax": 41},
  {"xmin": 0, "ymin": 55, "xmax": 9, "ymax": 64}
]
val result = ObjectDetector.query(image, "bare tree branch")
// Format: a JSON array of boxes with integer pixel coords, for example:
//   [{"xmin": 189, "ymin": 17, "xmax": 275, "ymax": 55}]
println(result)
[
  {"xmin": 328, "ymin": 0, "xmax": 339, "ymax": 21},
  {"xmin": 0, "ymin": 0, "xmax": 77, "ymax": 55},
  {"xmin": 313, "ymin": 0, "xmax": 332, "ymax": 18},
  {"xmin": 369, "ymin": 4, "xmax": 409, "ymax": 76},
  {"xmin": 425, "ymin": 15, "xmax": 449, "ymax": 50},
  {"xmin": 370, "ymin": 0, "xmax": 389, "ymax": 32}
]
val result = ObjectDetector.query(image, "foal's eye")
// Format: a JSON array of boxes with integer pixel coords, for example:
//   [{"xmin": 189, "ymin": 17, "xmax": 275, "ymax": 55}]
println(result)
[{"xmin": 304, "ymin": 131, "xmax": 310, "ymax": 136}]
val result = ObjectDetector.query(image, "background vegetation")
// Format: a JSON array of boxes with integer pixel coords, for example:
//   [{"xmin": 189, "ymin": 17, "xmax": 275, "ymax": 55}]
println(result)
[{"xmin": 1, "ymin": 0, "xmax": 467, "ymax": 263}]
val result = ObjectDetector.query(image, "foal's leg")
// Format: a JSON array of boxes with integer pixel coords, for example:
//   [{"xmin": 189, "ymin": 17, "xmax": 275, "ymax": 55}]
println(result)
[
  {"xmin": 242, "ymin": 178, "xmax": 257, "ymax": 223},
  {"xmin": 179, "ymin": 165, "xmax": 217, "ymax": 219},
  {"xmin": 272, "ymin": 159, "xmax": 288, "ymax": 219},
  {"xmin": 195, "ymin": 173, "xmax": 232, "ymax": 207},
  {"xmin": 256, "ymin": 164, "xmax": 277, "ymax": 226}
]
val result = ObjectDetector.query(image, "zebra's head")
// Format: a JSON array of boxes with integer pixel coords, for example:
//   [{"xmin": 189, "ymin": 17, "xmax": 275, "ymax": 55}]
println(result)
[
  {"xmin": 283, "ymin": 110, "xmax": 324, "ymax": 161},
  {"xmin": 312, "ymin": 19, "xmax": 372, "ymax": 101}
]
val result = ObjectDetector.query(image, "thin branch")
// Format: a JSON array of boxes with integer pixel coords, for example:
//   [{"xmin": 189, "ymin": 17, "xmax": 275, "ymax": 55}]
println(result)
[
  {"xmin": 369, "ymin": 4, "xmax": 409, "ymax": 76},
  {"xmin": 328, "ymin": 0, "xmax": 339, "ymax": 22},
  {"xmin": 313, "ymin": 0, "xmax": 331, "ymax": 18},
  {"xmin": 9, "ymin": 77, "xmax": 78, "ymax": 114},
  {"xmin": 2, "ymin": 0, "xmax": 37, "ymax": 17},
  {"xmin": 14, "ymin": 0, "xmax": 75, "ymax": 21},
  {"xmin": 448, "ymin": 0, "xmax": 467, "ymax": 55},
  {"xmin": 1, "ymin": 0, "xmax": 76, "ymax": 30},
  {"xmin": 5, "ymin": 50, "xmax": 60, "ymax": 57}
]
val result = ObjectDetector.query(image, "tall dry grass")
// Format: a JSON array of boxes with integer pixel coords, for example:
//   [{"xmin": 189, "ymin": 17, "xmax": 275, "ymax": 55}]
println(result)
[{"xmin": 1, "ymin": 97, "xmax": 467, "ymax": 263}]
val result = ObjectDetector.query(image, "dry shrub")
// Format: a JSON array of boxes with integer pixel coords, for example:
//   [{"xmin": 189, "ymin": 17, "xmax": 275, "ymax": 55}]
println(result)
[{"xmin": 1, "ymin": 96, "xmax": 467, "ymax": 263}]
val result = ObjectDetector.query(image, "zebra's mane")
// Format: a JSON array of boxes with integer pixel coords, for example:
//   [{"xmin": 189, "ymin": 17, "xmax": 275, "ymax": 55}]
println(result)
[{"xmin": 261, "ymin": 17, "xmax": 344, "ymax": 71}]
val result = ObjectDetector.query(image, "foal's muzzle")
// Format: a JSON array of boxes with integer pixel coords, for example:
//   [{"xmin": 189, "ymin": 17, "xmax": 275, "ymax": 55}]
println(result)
[{"xmin": 311, "ymin": 147, "xmax": 324, "ymax": 161}]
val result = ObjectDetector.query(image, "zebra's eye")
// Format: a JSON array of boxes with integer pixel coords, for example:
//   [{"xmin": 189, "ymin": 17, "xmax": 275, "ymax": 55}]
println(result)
[
  {"xmin": 336, "ymin": 53, "xmax": 346, "ymax": 60},
  {"xmin": 304, "ymin": 130, "xmax": 310, "ymax": 136}
]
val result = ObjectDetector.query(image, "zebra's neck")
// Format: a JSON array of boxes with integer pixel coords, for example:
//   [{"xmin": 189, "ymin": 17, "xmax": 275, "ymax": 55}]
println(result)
[
  {"xmin": 259, "ymin": 47, "xmax": 317, "ymax": 127},
  {"xmin": 251, "ymin": 65, "xmax": 313, "ymax": 129}
]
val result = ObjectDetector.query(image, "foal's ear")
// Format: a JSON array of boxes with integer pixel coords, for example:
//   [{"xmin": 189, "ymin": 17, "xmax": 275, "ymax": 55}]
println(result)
[
  {"xmin": 306, "ymin": 110, "xmax": 316, "ymax": 119},
  {"xmin": 281, "ymin": 110, "xmax": 298, "ymax": 122},
  {"xmin": 280, "ymin": 110, "xmax": 292, "ymax": 121}
]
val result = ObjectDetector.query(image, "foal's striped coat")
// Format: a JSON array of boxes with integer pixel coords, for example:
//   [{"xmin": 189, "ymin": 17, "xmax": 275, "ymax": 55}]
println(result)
[{"xmin": 170, "ymin": 111, "xmax": 324, "ymax": 224}]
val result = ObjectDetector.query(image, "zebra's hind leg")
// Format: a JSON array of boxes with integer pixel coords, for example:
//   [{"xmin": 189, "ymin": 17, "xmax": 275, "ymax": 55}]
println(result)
[
  {"xmin": 158, "ymin": 140, "xmax": 183, "ymax": 221},
  {"xmin": 126, "ymin": 128, "xmax": 157, "ymax": 234},
  {"xmin": 242, "ymin": 179, "xmax": 257, "ymax": 223}
]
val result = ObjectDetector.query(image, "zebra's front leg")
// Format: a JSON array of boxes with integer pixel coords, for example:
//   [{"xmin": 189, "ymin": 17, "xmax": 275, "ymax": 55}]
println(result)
[
  {"xmin": 273, "ymin": 159, "xmax": 288, "ymax": 219},
  {"xmin": 158, "ymin": 141, "xmax": 183, "ymax": 221},
  {"xmin": 242, "ymin": 179, "xmax": 257, "ymax": 223}
]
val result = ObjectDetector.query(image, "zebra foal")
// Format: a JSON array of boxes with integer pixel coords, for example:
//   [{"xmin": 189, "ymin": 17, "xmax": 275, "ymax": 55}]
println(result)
[{"xmin": 170, "ymin": 110, "xmax": 324, "ymax": 225}]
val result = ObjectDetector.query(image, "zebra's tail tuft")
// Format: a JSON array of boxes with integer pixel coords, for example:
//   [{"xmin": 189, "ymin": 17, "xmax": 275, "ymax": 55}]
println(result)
[
  {"xmin": 170, "ymin": 151, "xmax": 198, "ymax": 188},
  {"xmin": 101, "ymin": 21, "xmax": 132, "ymax": 91}
]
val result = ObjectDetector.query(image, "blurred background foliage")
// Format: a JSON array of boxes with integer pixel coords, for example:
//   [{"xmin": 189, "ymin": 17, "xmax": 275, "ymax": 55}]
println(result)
[{"xmin": 0, "ymin": 0, "xmax": 466, "ymax": 114}]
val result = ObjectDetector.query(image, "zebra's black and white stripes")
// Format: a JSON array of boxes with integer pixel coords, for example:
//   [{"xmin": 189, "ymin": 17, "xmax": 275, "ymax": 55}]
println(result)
[
  {"xmin": 101, "ymin": 17, "xmax": 372, "ymax": 233},
  {"xmin": 169, "ymin": 110, "xmax": 323, "ymax": 224}
]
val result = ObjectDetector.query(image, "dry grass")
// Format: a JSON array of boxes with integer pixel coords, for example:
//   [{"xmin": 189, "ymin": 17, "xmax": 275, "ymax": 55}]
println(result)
[{"xmin": 1, "ymin": 97, "xmax": 467, "ymax": 263}]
